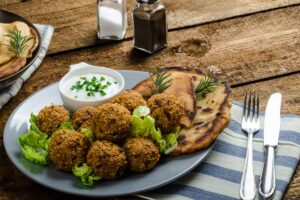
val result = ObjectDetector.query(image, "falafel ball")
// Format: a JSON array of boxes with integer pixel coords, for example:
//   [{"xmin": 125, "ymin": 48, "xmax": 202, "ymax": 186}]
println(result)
[
  {"xmin": 111, "ymin": 90, "xmax": 146, "ymax": 113},
  {"xmin": 147, "ymin": 93, "xmax": 184, "ymax": 133},
  {"xmin": 72, "ymin": 106, "xmax": 96, "ymax": 130},
  {"xmin": 36, "ymin": 105, "xmax": 70, "ymax": 135},
  {"xmin": 49, "ymin": 129, "xmax": 90, "ymax": 171},
  {"xmin": 93, "ymin": 103, "xmax": 131, "ymax": 141},
  {"xmin": 87, "ymin": 140, "xmax": 127, "ymax": 180},
  {"xmin": 123, "ymin": 137, "xmax": 160, "ymax": 173}
]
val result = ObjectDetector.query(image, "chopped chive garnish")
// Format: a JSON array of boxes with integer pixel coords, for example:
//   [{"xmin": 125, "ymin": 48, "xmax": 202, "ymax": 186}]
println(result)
[{"xmin": 70, "ymin": 76, "xmax": 117, "ymax": 97}]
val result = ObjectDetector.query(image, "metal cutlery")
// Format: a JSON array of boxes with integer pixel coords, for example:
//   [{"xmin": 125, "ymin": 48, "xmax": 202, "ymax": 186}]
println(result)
[
  {"xmin": 259, "ymin": 93, "xmax": 282, "ymax": 199},
  {"xmin": 240, "ymin": 92, "xmax": 260, "ymax": 200}
]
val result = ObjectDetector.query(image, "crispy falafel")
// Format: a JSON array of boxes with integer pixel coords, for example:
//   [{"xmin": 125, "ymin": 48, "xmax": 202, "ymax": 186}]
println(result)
[
  {"xmin": 36, "ymin": 105, "xmax": 70, "ymax": 135},
  {"xmin": 87, "ymin": 140, "xmax": 127, "ymax": 180},
  {"xmin": 111, "ymin": 90, "xmax": 146, "ymax": 113},
  {"xmin": 72, "ymin": 106, "xmax": 96, "ymax": 130},
  {"xmin": 49, "ymin": 129, "xmax": 90, "ymax": 171},
  {"xmin": 147, "ymin": 93, "xmax": 184, "ymax": 133},
  {"xmin": 92, "ymin": 103, "xmax": 131, "ymax": 141},
  {"xmin": 124, "ymin": 137, "xmax": 160, "ymax": 173}
]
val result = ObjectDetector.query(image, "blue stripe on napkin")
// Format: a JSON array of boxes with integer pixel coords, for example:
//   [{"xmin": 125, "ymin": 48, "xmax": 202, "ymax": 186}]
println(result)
[
  {"xmin": 0, "ymin": 24, "xmax": 54, "ymax": 110},
  {"xmin": 156, "ymin": 185, "xmax": 237, "ymax": 200},
  {"xmin": 140, "ymin": 102, "xmax": 300, "ymax": 200}
]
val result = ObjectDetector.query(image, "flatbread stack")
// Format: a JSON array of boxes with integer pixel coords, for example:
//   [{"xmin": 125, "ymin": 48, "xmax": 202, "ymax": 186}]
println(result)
[
  {"xmin": 0, "ymin": 21, "xmax": 39, "ymax": 79},
  {"xmin": 133, "ymin": 67, "xmax": 232, "ymax": 156}
]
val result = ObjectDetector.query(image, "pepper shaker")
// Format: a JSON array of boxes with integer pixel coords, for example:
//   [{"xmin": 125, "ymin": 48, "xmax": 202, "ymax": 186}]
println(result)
[
  {"xmin": 97, "ymin": 0, "xmax": 127, "ymax": 40},
  {"xmin": 132, "ymin": 0, "xmax": 167, "ymax": 54}
]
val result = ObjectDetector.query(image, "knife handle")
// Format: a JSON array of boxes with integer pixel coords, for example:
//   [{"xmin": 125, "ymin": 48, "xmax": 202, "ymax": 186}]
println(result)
[{"xmin": 259, "ymin": 146, "xmax": 276, "ymax": 199}]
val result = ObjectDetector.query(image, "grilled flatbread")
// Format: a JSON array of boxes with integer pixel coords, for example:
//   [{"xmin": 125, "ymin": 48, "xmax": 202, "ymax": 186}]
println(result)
[
  {"xmin": 133, "ymin": 70, "xmax": 197, "ymax": 127},
  {"xmin": 133, "ymin": 67, "xmax": 232, "ymax": 156},
  {"xmin": 0, "ymin": 21, "xmax": 39, "ymax": 79}
]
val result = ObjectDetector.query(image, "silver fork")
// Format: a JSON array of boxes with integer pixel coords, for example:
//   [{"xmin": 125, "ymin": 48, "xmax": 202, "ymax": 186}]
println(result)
[{"xmin": 240, "ymin": 92, "xmax": 260, "ymax": 200}]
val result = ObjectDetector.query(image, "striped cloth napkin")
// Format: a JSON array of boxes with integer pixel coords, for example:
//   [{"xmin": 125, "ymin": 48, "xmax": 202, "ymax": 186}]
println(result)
[
  {"xmin": 0, "ymin": 24, "xmax": 54, "ymax": 110},
  {"xmin": 138, "ymin": 102, "xmax": 300, "ymax": 200}
]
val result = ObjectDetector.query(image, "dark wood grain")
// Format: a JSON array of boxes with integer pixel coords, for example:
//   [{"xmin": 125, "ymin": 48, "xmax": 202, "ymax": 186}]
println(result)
[
  {"xmin": 0, "ymin": 1, "xmax": 300, "ymax": 200},
  {"xmin": 1, "ymin": 0, "xmax": 300, "ymax": 53},
  {"xmin": 1, "ymin": 5, "xmax": 299, "ymax": 139}
]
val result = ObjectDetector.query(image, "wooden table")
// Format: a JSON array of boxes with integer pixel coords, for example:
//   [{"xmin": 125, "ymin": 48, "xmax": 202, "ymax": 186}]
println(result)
[{"xmin": 0, "ymin": 0, "xmax": 300, "ymax": 199}]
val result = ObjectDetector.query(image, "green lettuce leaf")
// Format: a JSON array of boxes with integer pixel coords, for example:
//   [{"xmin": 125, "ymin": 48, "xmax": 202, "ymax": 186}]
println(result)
[
  {"xmin": 73, "ymin": 163, "xmax": 101, "ymax": 186},
  {"xmin": 18, "ymin": 113, "xmax": 49, "ymax": 165},
  {"xmin": 133, "ymin": 105, "xmax": 150, "ymax": 117},
  {"xmin": 130, "ymin": 106, "xmax": 180, "ymax": 154},
  {"xmin": 80, "ymin": 128, "xmax": 94, "ymax": 142},
  {"xmin": 46, "ymin": 121, "xmax": 74, "ymax": 146},
  {"xmin": 164, "ymin": 127, "xmax": 180, "ymax": 155},
  {"xmin": 59, "ymin": 121, "xmax": 74, "ymax": 130},
  {"xmin": 29, "ymin": 113, "xmax": 43, "ymax": 134}
]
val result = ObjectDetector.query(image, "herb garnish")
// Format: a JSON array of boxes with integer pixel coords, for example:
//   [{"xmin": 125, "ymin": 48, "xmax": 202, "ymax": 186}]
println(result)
[
  {"xmin": 195, "ymin": 76, "xmax": 220, "ymax": 99},
  {"xmin": 70, "ymin": 76, "xmax": 113, "ymax": 97},
  {"xmin": 149, "ymin": 68, "xmax": 172, "ymax": 94},
  {"xmin": 2, "ymin": 30, "xmax": 33, "ymax": 57}
]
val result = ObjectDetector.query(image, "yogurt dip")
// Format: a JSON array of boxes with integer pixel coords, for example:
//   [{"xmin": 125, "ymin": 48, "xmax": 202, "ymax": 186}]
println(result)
[
  {"xmin": 58, "ymin": 63, "xmax": 125, "ymax": 111},
  {"xmin": 62, "ymin": 73, "xmax": 120, "ymax": 101}
]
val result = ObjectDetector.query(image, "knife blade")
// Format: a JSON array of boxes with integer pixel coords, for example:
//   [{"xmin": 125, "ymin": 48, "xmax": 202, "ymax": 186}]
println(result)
[
  {"xmin": 263, "ymin": 93, "xmax": 282, "ymax": 146},
  {"xmin": 259, "ymin": 93, "xmax": 282, "ymax": 199}
]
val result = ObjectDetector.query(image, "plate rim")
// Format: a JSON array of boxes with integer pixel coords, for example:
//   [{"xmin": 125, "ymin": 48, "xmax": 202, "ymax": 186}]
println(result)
[{"xmin": 3, "ymin": 70, "xmax": 214, "ymax": 197}]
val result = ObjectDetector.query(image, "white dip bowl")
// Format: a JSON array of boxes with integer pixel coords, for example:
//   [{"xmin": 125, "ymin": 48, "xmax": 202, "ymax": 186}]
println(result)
[{"xmin": 59, "ymin": 62, "xmax": 125, "ymax": 112}]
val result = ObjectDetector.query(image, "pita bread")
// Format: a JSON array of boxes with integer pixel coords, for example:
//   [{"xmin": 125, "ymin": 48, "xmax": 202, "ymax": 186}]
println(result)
[
  {"xmin": 0, "ymin": 21, "xmax": 39, "ymax": 79},
  {"xmin": 133, "ymin": 67, "xmax": 232, "ymax": 156},
  {"xmin": 133, "ymin": 70, "xmax": 196, "ymax": 127}
]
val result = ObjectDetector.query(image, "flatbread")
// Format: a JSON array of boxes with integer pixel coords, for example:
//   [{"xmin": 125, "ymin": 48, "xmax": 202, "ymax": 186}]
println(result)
[
  {"xmin": 133, "ymin": 67, "xmax": 232, "ymax": 156},
  {"xmin": 0, "ymin": 22, "xmax": 39, "ymax": 79},
  {"xmin": 133, "ymin": 70, "xmax": 196, "ymax": 127}
]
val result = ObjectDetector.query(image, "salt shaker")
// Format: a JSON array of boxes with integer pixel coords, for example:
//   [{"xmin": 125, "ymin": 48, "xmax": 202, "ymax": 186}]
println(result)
[
  {"xmin": 132, "ymin": 0, "xmax": 167, "ymax": 54},
  {"xmin": 97, "ymin": 0, "xmax": 127, "ymax": 40}
]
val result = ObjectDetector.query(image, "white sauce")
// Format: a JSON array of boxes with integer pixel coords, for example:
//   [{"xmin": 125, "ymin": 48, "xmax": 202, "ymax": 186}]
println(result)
[{"xmin": 62, "ymin": 73, "xmax": 120, "ymax": 101}]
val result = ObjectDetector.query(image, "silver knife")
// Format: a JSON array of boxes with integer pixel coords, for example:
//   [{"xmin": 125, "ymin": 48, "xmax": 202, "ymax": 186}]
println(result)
[{"xmin": 259, "ymin": 93, "xmax": 282, "ymax": 199}]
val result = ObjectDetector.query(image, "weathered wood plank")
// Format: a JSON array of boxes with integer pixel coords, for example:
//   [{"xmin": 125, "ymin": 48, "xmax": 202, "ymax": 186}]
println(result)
[
  {"xmin": 1, "ymin": 73, "xmax": 299, "ymax": 199},
  {"xmin": 0, "ymin": 5, "xmax": 299, "ymax": 139},
  {"xmin": 1, "ymin": 0, "xmax": 300, "ymax": 53}
]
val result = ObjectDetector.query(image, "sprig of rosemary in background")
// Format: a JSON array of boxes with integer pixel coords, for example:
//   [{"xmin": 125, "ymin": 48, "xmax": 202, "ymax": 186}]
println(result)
[
  {"xmin": 3, "ymin": 30, "xmax": 33, "ymax": 57},
  {"xmin": 195, "ymin": 76, "xmax": 220, "ymax": 99},
  {"xmin": 149, "ymin": 68, "xmax": 172, "ymax": 94}
]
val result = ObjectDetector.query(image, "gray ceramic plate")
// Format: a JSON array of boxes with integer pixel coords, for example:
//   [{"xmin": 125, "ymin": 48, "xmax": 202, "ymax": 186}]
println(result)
[{"xmin": 3, "ymin": 70, "xmax": 213, "ymax": 197}]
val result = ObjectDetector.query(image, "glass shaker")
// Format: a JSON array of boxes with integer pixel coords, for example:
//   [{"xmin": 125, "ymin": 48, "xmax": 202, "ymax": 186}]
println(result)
[
  {"xmin": 97, "ymin": 0, "xmax": 127, "ymax": 40},
  {"xmin": 132, "ymin": 0, "xmax": 167, "ymax": 54}
]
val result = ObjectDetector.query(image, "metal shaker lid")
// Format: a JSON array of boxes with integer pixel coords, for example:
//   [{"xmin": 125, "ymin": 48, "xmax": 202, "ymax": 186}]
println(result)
[{"xmin": 137, "ymin": 0, "xmax": 158, "ymax": 3}]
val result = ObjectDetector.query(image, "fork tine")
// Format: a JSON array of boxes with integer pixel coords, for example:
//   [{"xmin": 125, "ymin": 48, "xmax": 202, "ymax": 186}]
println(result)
[
  {"xmin": 256, "ymin": 92, "xmax": 260, "ymax": 119},
  {"xmin": 243, "ymin": 92, "xmax": 248, "ymax": 119},
  {"xmin": 252, "ymin": 92, "xmax": 256, "ymax": 121},
  {"xmin": 247, "ymin": 92, "xmax": 252, "ymax": 119}
]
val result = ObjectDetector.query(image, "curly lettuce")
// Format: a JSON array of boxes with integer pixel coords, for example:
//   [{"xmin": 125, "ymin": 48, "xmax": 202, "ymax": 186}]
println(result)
[
  {"xmin": 72, "ymin": 163, "xmax": 101, "ymax": 186},
  {"xmin": 18, "ymin": 115, "xmax": 77, "ymax": 165},
  {"xmin": 59, "ymin": 121, "xmax": 74, "ymax": 130},
  {"xmin": 80, "ymin": 128, "xmax": 94, "ymax": 142},
  {"xmin": 130, "ymin": 106, "xmax": 179, "ymax": 154},
  {"xmin": 18, "ymin": 113, "xmax": 49, "ymax": 165}
]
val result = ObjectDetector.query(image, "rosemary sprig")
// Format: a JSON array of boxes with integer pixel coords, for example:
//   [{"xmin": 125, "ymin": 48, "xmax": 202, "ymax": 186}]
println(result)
[
  {"xmin": 195, "ymin": 76, "xmax": 220, "ymax": 98},
  {"xmin": 3, "ymin": 30, "xmax": 33, "ymax": 57},
  {"xmin": 149, "ymin": 68, "xmax": 172, "ymax": 94}
]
